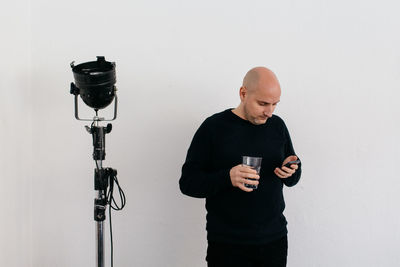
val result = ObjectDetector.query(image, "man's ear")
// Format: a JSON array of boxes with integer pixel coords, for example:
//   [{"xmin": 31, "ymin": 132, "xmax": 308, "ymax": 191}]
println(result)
[{"xmin": 239, "ymin": 86, "xmax": 247, "ymax": 101}]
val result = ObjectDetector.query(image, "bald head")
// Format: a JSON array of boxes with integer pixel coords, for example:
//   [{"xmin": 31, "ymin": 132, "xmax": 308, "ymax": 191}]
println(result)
[
  {"xmin": 232, "ymin": 66, "xmax": 281, "ymax": 125},
  {"xmin": 242, "ymin": 67, "xmax": 281, "ymax": 94}
]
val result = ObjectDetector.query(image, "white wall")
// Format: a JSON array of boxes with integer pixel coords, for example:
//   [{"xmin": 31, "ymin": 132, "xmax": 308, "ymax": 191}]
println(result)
[
  {"xmin": 2, "ymin": 0, "xmax": 400, "ymax": 266},
  {"xmin": 0, "ymin": 1, "xmax": 32, "ymax": 266}
]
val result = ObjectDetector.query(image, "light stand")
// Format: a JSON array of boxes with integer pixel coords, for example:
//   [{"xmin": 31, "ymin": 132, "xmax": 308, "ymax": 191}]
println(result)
[
  {"xmin": 90, "ymin": 118, "xmax": 115, "ymax": 267},
  {"xmin": 70, "ymin": 56, "xmax": 124, "ymax": 267}
]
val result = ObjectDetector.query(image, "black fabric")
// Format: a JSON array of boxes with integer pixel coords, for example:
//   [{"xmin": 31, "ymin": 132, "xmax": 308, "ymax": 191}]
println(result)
[
  {"xmin": 206, "ymin": 235, "xmax": 288, "ymax": 267},
  {"xmin": 180, "ymin": 109, "xmax": 301, "ymax": 245}
]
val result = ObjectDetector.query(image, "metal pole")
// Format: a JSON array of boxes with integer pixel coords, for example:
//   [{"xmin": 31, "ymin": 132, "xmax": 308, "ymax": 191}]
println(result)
[
  {"xmin": 96, "ymin": 221, "xmax": 105, "ymax": 267},
  {"xmin": 94, "ymin": 115, "xmax": 105, "ymax": 267},
  {"xmin": 96, "ymin": 159, "xmax": 105, "ymax": 267}
]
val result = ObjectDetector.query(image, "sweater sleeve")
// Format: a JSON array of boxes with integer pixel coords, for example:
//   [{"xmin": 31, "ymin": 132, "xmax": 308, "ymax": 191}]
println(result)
[
  {"xmin": 281, "ymin": 123, "xmax": 302, "ymax": 187},
  {"xmin": 179, "ymin": 119, "xmax": 232, "ymax": 198}
]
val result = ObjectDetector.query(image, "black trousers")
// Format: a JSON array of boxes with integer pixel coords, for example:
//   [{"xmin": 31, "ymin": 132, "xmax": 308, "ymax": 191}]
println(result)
[{"xmin": 206, "ymin": 235, "xmax": 288, "ymax": 267}]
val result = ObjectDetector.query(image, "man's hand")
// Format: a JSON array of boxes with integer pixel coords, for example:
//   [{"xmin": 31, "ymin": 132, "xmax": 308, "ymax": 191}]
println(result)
[
  {"xmin": 230, "ymin": 164, "xmax": 259, "ymax": 192},
  {"xmin": 274, "ymin": 155, "xmax": 299, "ymax": 179}
]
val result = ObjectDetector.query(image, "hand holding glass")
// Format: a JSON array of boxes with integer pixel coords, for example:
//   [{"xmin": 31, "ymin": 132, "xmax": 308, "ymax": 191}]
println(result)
[{"xmin": 242, "ymin": 156, "xmax": 262, "ymax": 189}]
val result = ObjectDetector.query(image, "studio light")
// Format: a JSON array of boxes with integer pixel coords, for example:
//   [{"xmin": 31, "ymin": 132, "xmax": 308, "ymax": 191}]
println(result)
[
  {"xmin": 69, "ymin": 56, "xmax": 125, "ymax": 267},
  {"xmin": 70, "ymin": 56, "xmax": 118, "ymax": 120}
]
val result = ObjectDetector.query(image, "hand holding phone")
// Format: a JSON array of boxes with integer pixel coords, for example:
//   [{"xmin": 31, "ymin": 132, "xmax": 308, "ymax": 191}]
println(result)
[
  {"xmin": 275, "ymin": 157, "xmax": 300, "ymax": 179},
  {"xmin": 283, "ymin": 159, "xmax": 301, "ymax": 169}
]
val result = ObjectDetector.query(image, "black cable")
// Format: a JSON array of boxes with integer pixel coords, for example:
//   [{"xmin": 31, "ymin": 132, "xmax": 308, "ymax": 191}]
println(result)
[
  {"xmin": 106, "ymin": 170, "xmax": 126, "ymax": 267},
  {"xmin": 109, "ymin": 198, "xmax": 114, "ymax": 267}
]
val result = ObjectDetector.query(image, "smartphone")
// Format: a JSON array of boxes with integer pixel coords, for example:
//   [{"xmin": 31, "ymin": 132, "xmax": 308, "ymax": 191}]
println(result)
[{"xmin": 283, "ymin": 159, "xmax": 301, "ymax": 168}]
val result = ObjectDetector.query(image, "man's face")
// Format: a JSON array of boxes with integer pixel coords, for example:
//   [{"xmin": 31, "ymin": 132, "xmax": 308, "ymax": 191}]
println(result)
[{"xmin": 241, "ymin": 86, "xmax": 281, "ymax": 125}]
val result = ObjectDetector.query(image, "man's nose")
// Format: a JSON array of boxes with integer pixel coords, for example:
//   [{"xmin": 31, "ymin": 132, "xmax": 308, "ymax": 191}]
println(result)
[{"xmin": 264, "ymin": 105, "xmax": 274, "ymax": 117}]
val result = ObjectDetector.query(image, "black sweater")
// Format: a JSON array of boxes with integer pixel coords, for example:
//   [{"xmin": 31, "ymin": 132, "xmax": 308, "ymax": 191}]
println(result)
[{"xmin": 179, "ymin": 109, "xmax": 302, "ymax": 245}]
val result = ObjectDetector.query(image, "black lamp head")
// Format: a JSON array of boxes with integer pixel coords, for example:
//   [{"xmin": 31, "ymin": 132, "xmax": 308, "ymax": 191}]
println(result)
[{"xmin": 70, "ymin": 56, "xmax": 116, "ymax": 110}]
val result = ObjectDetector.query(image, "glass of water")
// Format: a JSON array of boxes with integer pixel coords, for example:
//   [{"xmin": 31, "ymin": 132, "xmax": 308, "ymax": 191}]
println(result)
[{"xmin": 242, "ymin": 156, "xmax": 262, "ymax": 189}]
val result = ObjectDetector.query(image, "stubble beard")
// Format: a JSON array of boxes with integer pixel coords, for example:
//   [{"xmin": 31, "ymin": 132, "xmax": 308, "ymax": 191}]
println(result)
[{"xmin": 243, "ymin": 105, "xmax": 265, "ymax": 125}]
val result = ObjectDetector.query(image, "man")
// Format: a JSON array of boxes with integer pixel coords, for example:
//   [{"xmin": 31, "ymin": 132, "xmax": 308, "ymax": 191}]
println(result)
[{"xmin": 179, "ymin": 67, "xmax": 302, "ymax": 267}]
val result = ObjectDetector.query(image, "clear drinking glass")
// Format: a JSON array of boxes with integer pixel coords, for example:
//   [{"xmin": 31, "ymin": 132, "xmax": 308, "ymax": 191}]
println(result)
[{"xmin": 242, "ymin": 156, "xmax": 262, "ymax": 189}]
